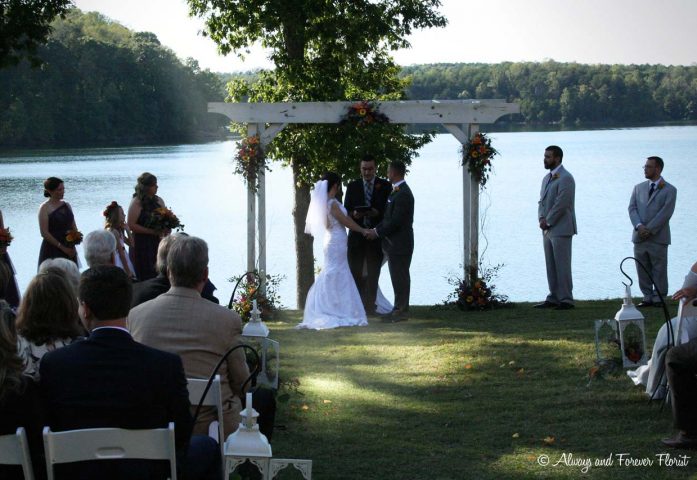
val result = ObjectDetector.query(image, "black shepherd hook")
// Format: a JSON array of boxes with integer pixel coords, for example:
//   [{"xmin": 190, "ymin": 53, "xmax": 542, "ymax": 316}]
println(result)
[
  {"xmin": 620, "ymin": 256, "xmax": 674, "ymax": 404},
  {"xmin": 193, "ymin": 344, "xmax": 261, "ymax": 425},
  {"xmin": 619, "ymin": 256, "xmax": 636, "ymax": 288},
  {"xmin": 228, "ymin": 271, "xmax": 261, "ymax": 309}
]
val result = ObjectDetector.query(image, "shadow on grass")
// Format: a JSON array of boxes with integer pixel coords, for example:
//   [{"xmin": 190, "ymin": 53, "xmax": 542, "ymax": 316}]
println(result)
[{"xmin": 264, "ymin": 302, "xmax": 692, "ymax": 479}]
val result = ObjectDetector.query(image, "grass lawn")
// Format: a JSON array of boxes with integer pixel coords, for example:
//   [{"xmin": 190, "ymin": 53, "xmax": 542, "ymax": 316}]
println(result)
[{"xmin": 261, "ymin": 301, "xmax": 697, "ymax": 479}]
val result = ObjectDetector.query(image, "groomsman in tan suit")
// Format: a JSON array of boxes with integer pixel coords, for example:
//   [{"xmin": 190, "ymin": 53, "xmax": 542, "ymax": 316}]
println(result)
[
  {"xmin": 534, "ymin": 145, "xmax": 577, "ymax": 310},
  {"xmin": 129, "ymin": 235, "xmax": 250, "ymax": 436},
  {"xmin": 628, "ymin": 156, "xmax": 677, "ymax": 307}
]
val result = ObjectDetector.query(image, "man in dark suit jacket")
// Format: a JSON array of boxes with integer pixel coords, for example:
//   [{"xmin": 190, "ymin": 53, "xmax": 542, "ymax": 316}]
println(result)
[
  {"xmin": 40, "ymin": 265, "xmax": 220, "ymax": 480},
  {"xmin": 369, "ymin": 160, "xmax": 414, "ymax": 322},
  {"xmin": 132, "ymin": 233, "xmax": 218, "ymax": 308},
  {"xmin": 344, "ymin": 155, "xmax": 391, "ymax": 314}
]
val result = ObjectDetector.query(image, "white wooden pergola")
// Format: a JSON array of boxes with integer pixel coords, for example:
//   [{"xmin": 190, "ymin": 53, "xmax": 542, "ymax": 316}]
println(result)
[{"xmin": 208, "ymin": 100, "xmax": 519, "ymax": 284}]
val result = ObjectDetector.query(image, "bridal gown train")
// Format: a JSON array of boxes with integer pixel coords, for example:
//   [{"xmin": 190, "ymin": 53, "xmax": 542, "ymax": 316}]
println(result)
[{"xmin": 298, "ymin": 199, "xmax": 368, "ymax": 330}]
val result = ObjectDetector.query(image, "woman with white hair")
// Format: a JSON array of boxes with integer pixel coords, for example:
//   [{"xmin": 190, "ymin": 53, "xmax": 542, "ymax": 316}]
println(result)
[
  {"xmin": 82, "ymin": 230, "xmax": 117, "ymax": 268},
  {"xmin": 38, "ymin": 258, "xmax": 80, "ymax": 296}
]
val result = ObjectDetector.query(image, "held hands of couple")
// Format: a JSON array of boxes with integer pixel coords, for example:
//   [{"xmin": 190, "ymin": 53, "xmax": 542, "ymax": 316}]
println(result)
[{"xmin": 362, "ymin": 228, "xmax": 378, "ymax": 240}]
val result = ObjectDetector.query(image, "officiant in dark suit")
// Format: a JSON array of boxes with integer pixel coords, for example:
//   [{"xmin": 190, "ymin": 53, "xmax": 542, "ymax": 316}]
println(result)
[
  {"xmin": 369, "ymin": 160, "xmax": 414, "ymax": 322},
  {"xmin": 344, "ymin": 155, "xmax": 391, "ymax": 315}
]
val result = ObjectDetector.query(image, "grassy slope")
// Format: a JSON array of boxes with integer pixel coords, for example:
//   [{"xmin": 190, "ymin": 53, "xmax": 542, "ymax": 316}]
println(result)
[{"xmin": 263, "ymin": 301, "xmax": 697, "ymax": 479}]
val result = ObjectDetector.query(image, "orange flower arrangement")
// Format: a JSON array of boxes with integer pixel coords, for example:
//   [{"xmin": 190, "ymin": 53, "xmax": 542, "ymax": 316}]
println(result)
[
  {"xmin": 146, "ymin": 207, "xmax": 183, "ymax": 232},
  {"xmin": 342, "ymin": 101, "xmax": 389, "ymax": 127},
  {"xmin": 0, "ymin": 227, "xmax": 13, "ymax": 247},
  {"xmin": 444, "ymin": 264, "xmax": 509, "ymax": 312},
  {"xmin": 234, "ymin": 135, "xmax": 266, "ymax": 191},
  {"xmin": 461, "ymin": 132, "xmax": 499, "ymax": 188},
  {"xmin": 65, "ymin": 229, "xmax": 83, "ymax": 246}
]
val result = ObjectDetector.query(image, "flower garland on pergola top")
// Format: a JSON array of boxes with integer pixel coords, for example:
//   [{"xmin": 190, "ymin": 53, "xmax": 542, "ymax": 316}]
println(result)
[
  {"xmin": 461, "ymin": 132, "xmax": 499, "ymax": 188},
  {"xmin": 234, "ymin": 135, "xmax": 266, "ymax": 192},
  {"xmin": 342, "ymin": 101, "xmax": 390, "ymax": 127}
]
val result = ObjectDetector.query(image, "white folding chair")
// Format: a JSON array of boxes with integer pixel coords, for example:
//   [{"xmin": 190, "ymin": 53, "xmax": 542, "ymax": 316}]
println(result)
[
  {"xmin": 43, "ymin": 422, "xmax": 177, "ymax": 480},
  {"xmin": 188, "ymin": 375, "xmax": 225, "ymax": 476},
  {"xmin": 0, "ymin": 427, "xmax": 35, "ymax": 480},
  {"xmin": 675, "ymin": 297, "xmax": 697, "ymax": 345}
]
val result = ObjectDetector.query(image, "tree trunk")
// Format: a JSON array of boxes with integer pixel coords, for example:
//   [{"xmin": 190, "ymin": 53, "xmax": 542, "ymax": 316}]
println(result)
[{"xmin": 292, "ymin": 164, "xmax": 314, "ymax": 309}]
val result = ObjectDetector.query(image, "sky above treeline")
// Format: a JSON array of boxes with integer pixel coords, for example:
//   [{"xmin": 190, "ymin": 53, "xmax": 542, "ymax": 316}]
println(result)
[{"xmin": 73, "ymin": 0, "xmax": 697, "ymax": 72}]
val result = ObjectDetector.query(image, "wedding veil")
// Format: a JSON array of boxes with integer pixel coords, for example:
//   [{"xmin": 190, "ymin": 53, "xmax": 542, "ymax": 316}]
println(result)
[{"xmin": 304, "ymin": 179, "xmax": 329, "ymax": 237}]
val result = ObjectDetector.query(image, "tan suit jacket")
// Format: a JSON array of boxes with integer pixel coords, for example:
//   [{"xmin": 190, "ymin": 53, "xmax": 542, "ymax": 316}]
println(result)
[{"xmin": 128, "ymin": 286, "xmax": 249, "ymax": 436}]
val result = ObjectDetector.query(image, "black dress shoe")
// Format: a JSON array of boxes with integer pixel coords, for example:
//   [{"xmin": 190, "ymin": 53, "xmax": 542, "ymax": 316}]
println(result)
[
  {"xmin": 637, "ymin": 301, "xmax": 654, "ymax": 308},
  {"xmin": 554, "ymin": 303, "xmax": 575, "ymax": 310},
  {"xmin": 662, "ymin": 432, "xmax": 697, "ymax": 449},
  {"xmin": 380, "ymin": 310, "xmax": 408, "ymax": 323},
  {"xmin": 533, "ymin": 301, "xmax": 557, "ymax": 309}
]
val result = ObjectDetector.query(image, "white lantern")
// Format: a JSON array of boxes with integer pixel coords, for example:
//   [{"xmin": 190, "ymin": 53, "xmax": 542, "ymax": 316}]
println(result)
[{"xmin": 614, "ymin": 285, "xmax": 647, "ymax": 368}]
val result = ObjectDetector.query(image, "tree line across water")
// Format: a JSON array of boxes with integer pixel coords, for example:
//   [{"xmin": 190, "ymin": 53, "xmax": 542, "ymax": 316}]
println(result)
[
  {"xmin": 2, "ymin": 9, "xmax": 697, "ymax": 148},
  {"xmin": 0, "ymin": 9, "xmax": 227, "ymax": 147}
]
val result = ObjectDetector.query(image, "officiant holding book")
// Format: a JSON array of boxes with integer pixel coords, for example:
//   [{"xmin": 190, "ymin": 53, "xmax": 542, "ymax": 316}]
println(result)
[{"xmin": 344, "ymin": 155, "xmax": 391, "ymax": 315}]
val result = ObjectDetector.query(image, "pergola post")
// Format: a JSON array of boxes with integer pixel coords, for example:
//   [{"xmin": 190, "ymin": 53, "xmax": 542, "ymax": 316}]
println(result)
[
  {"xmin": 468, "ymin": 123, "xmax": 480, "ymax": 283},
  {"xmin": 246, "ymin": 123, "xmax": 258, "ymax": 273}
]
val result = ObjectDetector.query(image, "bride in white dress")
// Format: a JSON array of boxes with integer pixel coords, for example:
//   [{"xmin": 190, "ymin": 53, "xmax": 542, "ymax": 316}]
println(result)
[{"xmin": 298, "ymin": 173, "xmax": 371, "ymax": 330}]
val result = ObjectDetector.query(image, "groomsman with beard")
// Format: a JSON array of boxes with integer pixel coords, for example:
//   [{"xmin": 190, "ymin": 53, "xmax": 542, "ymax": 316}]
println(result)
[
  {"xmin": 368, "ymin": 161, "xmax": 414, "ymax": 322},
  {"xmin": 344, "ymin": 155, "xmax": 391, "ymax": 315},
  {"xmin": 535, "ymin": 145, "xmax": 577, "ymax": 310},
  {"xmin": 628, "ymin": 156, "xmax": 677, "ymax": 307}
]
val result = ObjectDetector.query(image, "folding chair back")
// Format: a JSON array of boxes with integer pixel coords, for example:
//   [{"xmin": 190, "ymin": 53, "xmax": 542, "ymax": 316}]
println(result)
[
  {"xmin": 43, "ymin": 422, "xmax": 176, "ymax": 480},
  {"xmin": 0, "ymin": 427, "xmax": 35, "ymax": 480},
  {"xmin": 676, "ymin": 297, "xmax": 697, "ymax": 345},
  {"xmin": 188, "ymin": 375, "xmax": 225, "ymax": 476}
]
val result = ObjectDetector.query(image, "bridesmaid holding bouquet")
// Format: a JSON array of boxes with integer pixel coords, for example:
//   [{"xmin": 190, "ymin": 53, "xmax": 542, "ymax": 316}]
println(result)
[
  {"xmin": 127, "ymin": 172, "xmax": 167, "ymax": 281},
  {"xmin": 37, "ymin": 177, "xmax": 81, "ymax": 268},
  {"xmin": 0, "ymin": 209, "xmax": 20, "ymax": 308}
]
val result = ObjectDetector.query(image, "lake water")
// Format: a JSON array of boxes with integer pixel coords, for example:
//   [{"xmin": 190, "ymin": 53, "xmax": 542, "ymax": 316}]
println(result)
[{"xmin": 1, "ymin": 126, "xmax": 696, "ymax": 308}]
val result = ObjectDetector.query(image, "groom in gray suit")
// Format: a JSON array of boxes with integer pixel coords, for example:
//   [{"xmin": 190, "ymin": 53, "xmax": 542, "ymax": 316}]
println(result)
[
  {"xmin": 368, "ymin": 160, "xmax": 414, "ymax": 322},
  {"xmin": 628, "ymin": 156, "xmax": 677, "ymax": 307},
  {"xmin": 535, "ymin": 145, "xmax": 577, "ymax": 310}
]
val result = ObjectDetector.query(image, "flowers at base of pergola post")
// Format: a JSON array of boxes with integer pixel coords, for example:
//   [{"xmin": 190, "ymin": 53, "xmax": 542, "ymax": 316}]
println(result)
[
  {"xmin": 461, "ymin": 132, "xmax": 498, "ymax": 187},
  {"xmin": 234, "ymin": 135, "xmax": 267, "ymax": 192},
  {"xmin": 342, "ymin": 101, "xmax": 390, "ymax": 127}
]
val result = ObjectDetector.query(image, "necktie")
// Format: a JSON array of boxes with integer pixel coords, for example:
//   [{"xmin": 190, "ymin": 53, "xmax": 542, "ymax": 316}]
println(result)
[
  {"xmin": 649, "ymin": 183, "xmax": 656, "ymax": 198},
  {"xmin": 364, "ymin": 181, "xmax": 373, "ymax": 226},
  {"xmin": 546, "ymin": 173, "xmax": 553, "ymax": 187},
  {"xmin": 364, "ymin": 181, "xmax": 373, "ymax": 205}
]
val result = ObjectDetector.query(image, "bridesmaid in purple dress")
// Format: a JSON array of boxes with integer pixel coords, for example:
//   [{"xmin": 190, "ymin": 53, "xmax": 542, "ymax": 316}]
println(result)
[
  {"xmin": 37, "ymin": 177, "xmax": 79, "ymax": 268},
  {"xmin": 127, "ymin": 172, "xmax": 167, "ymax": 281},
  {"xmin": 0, "ymin": 209, "xmax": 20, "ymax": 309}
]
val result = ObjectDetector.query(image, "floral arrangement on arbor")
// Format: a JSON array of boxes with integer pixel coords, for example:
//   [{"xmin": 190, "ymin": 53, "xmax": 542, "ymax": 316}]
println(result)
[
  {"xmin": 461, "ymin": 132, "xmax": 499, "ymax": 187},
  {"xmin": 342, "ymin": 101, "xmax": 389, "ymax": 127},
  {"xmin": 0, "ymin": 227, "xmax": 13, "ymax": 247},
  {"xmin": 230, "ymin": 270, "xmax": 285, "ymax": 322},
  {"xmin": 65, "ymin": 229, "xmax": 83, "ymax": 246},
  {"xmin": 146, "ymin": 207, "xmax": 184, "ymax": 232},
  {"xmin": 445, "ymin": 264, "xmax": 508, "ymax": 311},
  {"xmin": 234, "ymin": 135, "xmax": 266, "ymax": 191}
]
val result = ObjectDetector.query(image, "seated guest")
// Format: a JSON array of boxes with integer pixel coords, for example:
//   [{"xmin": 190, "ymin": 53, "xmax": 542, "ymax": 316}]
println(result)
[
  {"xmin": 40, "ymin": 266, "xmax": 220, "ymax": 480},
  {"xmin": 131, "ymin": 233, "xmax": 218, "ymax": 308},
  {"xmin": 38, "ymin": 257, "xmax": 81, "ymax": 296},
  {"xmin": 129, "ymin": 235, "xmax": 249, "ymax": 437},
  {"xmin": 662, "ymin": 334, "xmax": 697, "ymax": 449},
  {"xmin": 628, "ymin": 261, "xmax": 697, "ymax": 399},
  {"xmin": 16, "ymin": 271, "xmax": 83, "ymax": 379},
  {"xmin": 0, "ymin": 300, "xmax": 44, "ymax": 480},
  {"xmin": 82, "ymin": 229, "xmax": 117, "ymax": 267}
]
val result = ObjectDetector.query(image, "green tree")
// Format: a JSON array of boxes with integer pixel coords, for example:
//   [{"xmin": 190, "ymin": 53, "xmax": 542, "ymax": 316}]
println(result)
[
  {"xmin": 189, "ymin": 0, "xmax": 446, "ymax": 306},
  {"xmin": 0, "ymin": 0, "xmax": 72, "ymax": 67}
]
